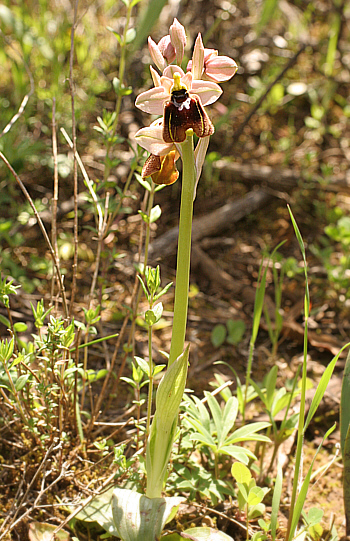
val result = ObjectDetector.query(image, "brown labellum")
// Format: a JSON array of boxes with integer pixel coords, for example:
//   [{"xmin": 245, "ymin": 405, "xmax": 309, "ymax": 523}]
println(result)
[{"xmin": 163, "ymin": 89, "xmax": 214, "ymax": 143}]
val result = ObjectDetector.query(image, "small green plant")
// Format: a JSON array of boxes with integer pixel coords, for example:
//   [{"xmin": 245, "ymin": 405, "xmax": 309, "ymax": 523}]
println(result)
[
  {"xmin": 211, "ymin": 318, "xmax": 246, "ymax": 348},
  {"xmin": 184, "ymin": 391, "xmax": 270, "ymax": 478},
  {"xmin": 249, "ymin": 365, "xmax": 300, "ymax": 476},
  {"xmin": 231, "ymin": 462, "xmax": 270, "ymax": 539}
]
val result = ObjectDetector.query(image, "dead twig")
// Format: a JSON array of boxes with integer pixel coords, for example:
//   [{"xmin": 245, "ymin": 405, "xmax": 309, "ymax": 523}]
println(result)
[{"xmin": 0, "ymin": 153, "xmax": 69, "ymax": 318}]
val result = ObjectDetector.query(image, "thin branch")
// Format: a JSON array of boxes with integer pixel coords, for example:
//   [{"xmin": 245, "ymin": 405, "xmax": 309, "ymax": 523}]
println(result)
[
  {"xmin": 68, "ymin": 0, "xmax": 79, "ymax": 317},
  {"xmin": 51, "ymin": 98, "xmax": 61, "ymax": 311},
  {"xmin": 0, "ymin": 152, "xmax": 69, "ymax": 318}
]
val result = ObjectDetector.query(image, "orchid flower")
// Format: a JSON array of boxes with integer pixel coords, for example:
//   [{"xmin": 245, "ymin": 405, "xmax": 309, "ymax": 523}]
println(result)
[{"xmin": 135, "ymin": 19, "xmax": 237, "ymax": 192}]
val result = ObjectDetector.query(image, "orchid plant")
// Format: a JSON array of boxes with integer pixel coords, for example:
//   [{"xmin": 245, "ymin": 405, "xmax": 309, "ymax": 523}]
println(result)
[{"xmin": 111, "ymin": 20, "xmax": 237, "ymax": 541}]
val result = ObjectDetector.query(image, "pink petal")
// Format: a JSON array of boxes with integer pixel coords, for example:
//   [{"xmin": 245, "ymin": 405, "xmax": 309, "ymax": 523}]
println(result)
[
  {"xmin": 135, "ymin": 87, "xmax": 169, "ymax": 115},
  {"xmin": 205, "ymin": 55, "xmax": 238, "ymax": 82},
  {"xmin": 191, "ymin": 34, "xmax": 205, "ymax": 80},
  {"xmin": 158, "ymin": 35, "xmax": 176, "ymax": 64},
  {"xmin": 190, "ymin": 80, "xmax": 222, "ymax": 106},
  {"xmin": 150, "ymin": 66, "xmax": 161, "ymax": 87},
  {"xmin": 134, "ymin": 124, "xmax": 174, "ymax": 156},
  {"xmin": 148, "ymin": 37, "xmax": 166, "ymax": 72},
  {"xmin": 163, "ymin": 65, "xmax": 185, "ymax": 79}
]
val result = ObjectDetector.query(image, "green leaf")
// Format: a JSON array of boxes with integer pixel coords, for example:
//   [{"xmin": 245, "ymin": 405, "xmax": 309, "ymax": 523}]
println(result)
[
  {"xmin": 211, "ymin": 324, "xmax": 226, "ymax": 348},
  {"xmin": 225, "ymin": 422, "xmax": 271, "ymax": 444},
  {"xmin": 125, "ymin": 28, "xmax": 136, "ymax": 44},
  {"xmin": 288, "ymin": 424, "xmax": 336, "ymax": 540},
  {"xmin": 183, "ymin": 527, "xmax": 234, "ymax": 540},
  {"xmin": 205, "ymin": 392, "xmax": 223, "ymax": 443},
  {"xmin": 112, "ymin": 489, "xmax": 183, "ymax": 539},
  {"xmin": 220, "ymin": 396, "xmax": 239, "ymax": 444},
  {"xmin": 341, "ymin": 348, "xmax": 350, "ymax": 455},
  {"xmin": 190, "ymin": 432, "xmax": 216, "ymax": 450},
  {"xmin": 137, "ymin": 274, "xmax": 150, "ymax": 301},
  {"xmin": 306, "ymin": 507, "xmax": 324, "ymax": 526},
  {"xmin": 149, "ymin": 205, "xmax": 162, "ymax": 223},
  {"xmin": 307, "ymin": 343, "xmax": 348, "ymax": 434},
  {"xmin": 145, "ymin": 302, "xmax": 163, "ymax": 326},
  {"xmin": 248, "ymin": 486, "xmax": 266, "ymax": 506},
  {"xmin": 231, "ymin": 462, "xmax": 251, "ymax": 484},
  {"xmin": 75, "ymin": 487, "xmax": 118, "ymax": 536},
  {"xmin": 265, "ymin": 365, "xmax": 278, "ymax": 409},
  {"xmin": 271, "ymin": 459, "xmax": 283, "ymax": 541},
  {"xmin": 220, "ymin": 445, "xmax": 256, "ymax": 464},
  {"xmin": 28, "ymin": 521, "xmax": 70, "ymax": 541},
  {"xmin": 226, "ymin": 319, "xmax": 246, "ymax": 345},
  {"xmin": 14, "ymin": 374, "xmax": 30, "ymax": 391},
  {"xmin": 0, "ymin": 314, "xmax": 10, "ymax": 327},
  {"xmin": 134, "ymin": 356, "xmax": 151, "ymax": 376}
]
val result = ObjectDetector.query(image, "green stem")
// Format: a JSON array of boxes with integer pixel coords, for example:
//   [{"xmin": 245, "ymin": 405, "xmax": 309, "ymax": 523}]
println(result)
[
  {"xmin": 286, "ymin": 310, "xmax": 309, "ymax": 541},
  {"xmin": 168, "ymin": 130, "xmax": 195, "ymax": 367},
  {"xmin": 146, "ymin": 324, "xmax": 153, "ymax": 437}
]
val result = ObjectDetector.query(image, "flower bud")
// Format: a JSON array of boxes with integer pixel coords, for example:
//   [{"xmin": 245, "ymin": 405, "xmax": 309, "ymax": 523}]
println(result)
[
  {"xmin": 158, "ymin": 35, "xmax": 176, "ymax": 64},
  {"xmin": 204, "ymin": 54, "xmax": 238, "ymax": 82},
  {"xmin": 148, "ymin": 36, "xmax": 167, "ymax": 72},
  {"xmin": 169, "ymin": 18, "xmax": 186, "ymax": 66}
]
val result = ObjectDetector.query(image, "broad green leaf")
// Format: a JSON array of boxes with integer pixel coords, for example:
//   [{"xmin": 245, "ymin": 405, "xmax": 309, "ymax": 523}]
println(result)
[
  {"xmin": 150, "ymin": 205, "xmax": 161, "ymax": 223},
  {"xmin": 306, "ymin": 507, "xmax": 324, "ymax": 526},
  {"xmin": 13, "ymin": 322, "xmax": 28, "ymax": 333},
  {"xmin": 220, "ymin": 445, "xmax": 256, "ymax": 464},
  {"xmin": 75, "ymin": 487, "xmax": 117, "ymax": 535},
  {"xmin": 28, "ymin": 521, "xmax": 70, "ymax": 541},
  {"xmin": 125, "ymin": 28, "xmax": 136, "ymax": 44},
  {"xmin": 145, "ymin": 302, "xmax": 163, "ymax": 326},
  {"xmin": 247, "ymin": 486, "xmax": 266, "ymax": 506},
  {"xmin": 0, "ymin": 314, "xmax": 10, "ymax": 327},
  {"xmin": 211, "ymin": 324, "xmax": 226, "ymax": 348},
  {"xmin": 231, "ymin": 462, "xmax": 251, "ymax": 484},
  {"xmin": 184, "ymin": 527, "xmax": 234, "ymax": 540},
  {"xmin": 112, "ymin": 488, "xmax": 184, "ymax": 541},
  {"xmin": 226, "ymin": 319, "xmax": 246, "ymax": 345},
  {"xmin": 135, "ymin": 173, "xmax": 151, "ymax": 191},
  {"xmin": 248, "ymin": 503, "xmax": 266, "ymax": 520}
]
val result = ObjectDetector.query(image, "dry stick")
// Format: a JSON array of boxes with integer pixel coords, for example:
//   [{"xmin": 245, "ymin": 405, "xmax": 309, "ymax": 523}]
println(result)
[
  {"xmin": 0, "ymin": 444, "xmax": 54, "ymax": 540},
  {"xmin": 48, "ymin": 470, "xmax": 117, "ymax": 541},
  {"xmin": 50, "ymin": 98, "xmax": 60, "ymax": 312},
  {"xmin": 0, "ymin": 153, "xmax": 69, "ymax": 318},
  {"xmin": 68, "ymin": 0, "xmax": 79, "ymax": 317},
  {"xmin": 232, "ymin": 43, "xmax": 307, "ymax": 141}
]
